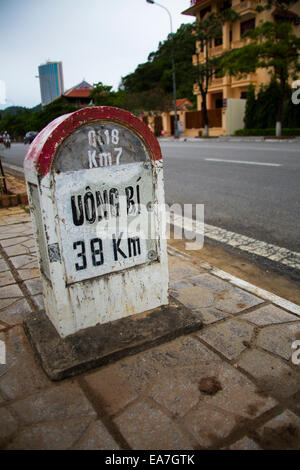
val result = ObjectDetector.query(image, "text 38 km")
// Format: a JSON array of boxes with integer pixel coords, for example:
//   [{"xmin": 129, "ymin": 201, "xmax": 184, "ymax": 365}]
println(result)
[
  {"xmin": 73, "ymin": 234, "xmax": 142, "ymax": 272},
  {"xmin": 88, "ymin": 128, "xmax": 122, "ymax": 168}
]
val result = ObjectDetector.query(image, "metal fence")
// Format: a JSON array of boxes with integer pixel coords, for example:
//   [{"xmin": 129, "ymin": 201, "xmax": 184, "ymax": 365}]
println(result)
[{"xmin": 185, "ymin": 109, "xmax": 222, "ymax": 129}]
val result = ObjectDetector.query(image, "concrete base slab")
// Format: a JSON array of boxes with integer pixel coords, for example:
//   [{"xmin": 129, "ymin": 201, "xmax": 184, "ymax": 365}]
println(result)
[{"xmin": 23, "ymin": 296, "xmax": 202, "ymax": 381}]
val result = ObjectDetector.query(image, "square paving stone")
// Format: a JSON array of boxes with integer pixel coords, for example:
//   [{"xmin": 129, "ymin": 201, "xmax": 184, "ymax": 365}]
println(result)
[
  {"xmin": 183, "ymin": 405, "xmax": 240, "ymax": 448},
  {"xmin": 0, "ymin": 298, "xmax": 32, "ymax": 325},
  {"xmin": 215, "ymin": 287, "xmax": 264, "ymax": 314},
  {"xmin": 0, "ymin": 270, "xmax": 16, "ymax": 287},
  {"xmin": 188, "ymin": 273, "xmax": 231, "ymax": 292},
  {"xmin": 228, "ymin": 436, "xmax": 262, "ymax": 450},
  {"xmin": 0, "ymin": 297, "xmax": 24, "ymax": 311},
  {"xmin": 169, "ymin": 279, "xmax": 194, "ymax": 291},
  {"xmin": 168, "ymin": 259, "xmax": 202, "ymax": 282},
  {"xmin": 186, "ymin": 307, "xmax": 228, "ymax": 326},
  {"xmin": 0, "ymin": 407, "xmax": 18, "ymax": 446},
  {"xmin": 255, "ymin": 410, "xmax": 300, "ymax": 450},
  {"xmin": 10, "ymin": 255, "xmax": 37, "ymax": 270},
  {"xmin": 0, "ymin": 284, "xmax": 23, "ymax": 299},
  {"xmin": 114, "ymin": 399, "xmax": 195, "ymax": 450},
  {"xmin": 84, "ymin": 336, "xmax": 221, "ymax": 417},
  {"xmin": 73, "ymin": 420, "xmax": 121, "ymax": 450},
  {"xmin": 18, "ymin": 267, "xmax": 40, "ymax": 281},
  {"xmin": 32, "ymin": 294, "xmax": 44, "ymax": 310},
  {"xmin": 172, "ymin": 286, "xmax": 215, "ymax": 309},
  {"xmin": 83, "ymin": 361, "xmax": 148, "ymax": 416},
  {"xmin": 4, "ymin": 244, "xmax": 32, "ymax": 257},
  {"xmin": 150, "ymin": 371, "xmax": 200, "ymax": 418},
  {"xmin": 0, "ymin": 224, "xmax": 33, "ymax": 240},
  {"xmin": 197, "ymin": 363, "xmax": 276, "ymax": 420},
  {"xmin": 5, "ymin": 417, "xmax": 93, "ymax": 450},
  {"xmin": 9, "ymin": 382, "xmax": 96, "ymax": 425},
  {"xmin": 0, "ymin": 237, "xmax": 29, "ymax": 248},
  {"xmin": 0, "ymin": 260, "xmax": 9, "ymax": 273},
  {"xmin": 256, "ymin": 323, "xmax": 300, "ymax": 361},
  {"xmin": 241, "ymin": 305, "xmax": 299, "ymax": 326},
  {"xmin": 24, "ymin": 278, "xmax": 42, "ymax": 296},
  {"xmin": 197, "ymin": 318, "xmax": 254, "ymax": 360},
  {"xmin": 22, "ymin": 239, "xmax": 36, "ymax": 249},
  {"xmin": 238, "ymin": 349, "xmax": 300, "ymax": 400},
  {"xmin": 0, "ymin": 326, "xmax": 51, "ymax": 401}
]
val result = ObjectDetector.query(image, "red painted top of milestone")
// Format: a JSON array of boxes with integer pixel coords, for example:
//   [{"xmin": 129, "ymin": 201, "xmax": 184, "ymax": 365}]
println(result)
[{"xmin": 24, "ymin": 106, "xmax": 162, "ymax": 177}]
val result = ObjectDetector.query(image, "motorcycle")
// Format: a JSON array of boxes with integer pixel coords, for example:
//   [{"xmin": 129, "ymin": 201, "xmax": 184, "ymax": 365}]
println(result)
[{"xmin": 3, "ymin": 135, "xmax": 11, "ymax": 148}]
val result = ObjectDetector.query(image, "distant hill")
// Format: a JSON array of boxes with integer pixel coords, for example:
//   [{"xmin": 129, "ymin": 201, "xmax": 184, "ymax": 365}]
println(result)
[
  {"xmin": 1, "ymin": 104, "xmax": 42, "ymax": 116},
  {"xmin": 31, "ymin": 104, "xmax": 42, "ymax": 112},
  {"xmin": 1, "ymin": 106, "xmax": 27, "ymax": 116}
]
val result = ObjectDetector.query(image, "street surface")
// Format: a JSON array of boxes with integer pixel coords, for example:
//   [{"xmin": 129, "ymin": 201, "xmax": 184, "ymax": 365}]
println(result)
[
  {"xmin": 1, "ymin": 140, "xmax": 300, "ymax": 262},
  {"xmin": 160, "ymin": 140, "xmax": 300, "ymax": 254}
]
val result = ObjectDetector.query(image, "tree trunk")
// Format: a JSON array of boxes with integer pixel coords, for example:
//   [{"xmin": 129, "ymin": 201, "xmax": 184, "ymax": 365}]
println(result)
[
  {"xmin": 276, "ymin": 121, "xmax": 282, "ymax": 138},
  {"xmin": 276, "ymin": 75, "xmax": 286, "ymax": 138},
  {"xmin": 201, "ymin": 91, "xmax": 209, "ymax": 137}
]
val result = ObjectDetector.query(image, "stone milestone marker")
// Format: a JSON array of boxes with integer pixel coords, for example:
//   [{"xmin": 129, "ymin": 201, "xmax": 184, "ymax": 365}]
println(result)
[{"xmin": 23, "ymin": 107, "xmax": 202, "ymax": 380}]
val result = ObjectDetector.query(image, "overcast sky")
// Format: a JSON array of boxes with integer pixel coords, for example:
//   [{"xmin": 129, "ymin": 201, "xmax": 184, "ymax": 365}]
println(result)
[{"xmin": 0, "ymin": 0, "xmax": 194, "ymax": 109}]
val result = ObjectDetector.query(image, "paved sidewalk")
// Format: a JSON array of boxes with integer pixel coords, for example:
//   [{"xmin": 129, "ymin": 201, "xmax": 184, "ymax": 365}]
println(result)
[{"xmin": 0, "ymin": 207, "xmax": 300, "ymax": 450}]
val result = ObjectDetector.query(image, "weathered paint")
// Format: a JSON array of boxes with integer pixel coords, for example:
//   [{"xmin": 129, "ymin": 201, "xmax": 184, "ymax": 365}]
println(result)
[
  {"xmin": 24, "ymin": 107, "xmax": 168, "ymax": 338},
  {"xmin": 24, "ymin": 107, "xmax": 162, "ymax": 178}
]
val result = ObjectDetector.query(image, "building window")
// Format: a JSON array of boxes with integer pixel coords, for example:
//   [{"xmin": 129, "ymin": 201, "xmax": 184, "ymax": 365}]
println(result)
[
  {"xmin": 220, "ymin": 0, "xmax": 232, "ymax": 11},
  {"xmin": 215, "ymin": 34, "xmax": 223, "ymax": 47},
  {"xmin": 215, "ymin": 98, "xmax": 224, "ymax": 108},
  {"xmin": 240, "ymin": 91, "xmax": 247, "ymax": 99},
  {"xmin": 240, "ymin": 18, "xmax": 256, "ymax": 37},
  {"xmin": 200, "ymin": 6, "xmax": 211, "ymax": 19}
]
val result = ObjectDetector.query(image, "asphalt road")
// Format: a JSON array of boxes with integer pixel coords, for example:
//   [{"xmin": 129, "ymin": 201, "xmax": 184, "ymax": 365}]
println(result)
[
  {"xmin": 161, "ymin": 139, "xmax": 300, "ymax": 253},
  {"xmin": 1, "ymin": 140, "xmax": 300, "ymax": 253}
]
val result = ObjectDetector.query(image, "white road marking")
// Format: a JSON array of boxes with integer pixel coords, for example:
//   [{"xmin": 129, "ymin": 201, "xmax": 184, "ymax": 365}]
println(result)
[
  {"xmin": 167, "ymin": 245, "xmax": 300, "ymax": 316},
  {"xmin": 205, "ymin": 158, "xmax": 282, "ymax": 167},
  {"xmin": 167, "ymin": 212, "xmax": 300, "ymax": 271}
]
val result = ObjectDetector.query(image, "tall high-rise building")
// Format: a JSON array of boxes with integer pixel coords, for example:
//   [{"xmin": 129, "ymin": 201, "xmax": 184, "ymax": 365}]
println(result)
[{"xmin": 38, "ymin": 61, "xmax": 64, "ymax": 106}]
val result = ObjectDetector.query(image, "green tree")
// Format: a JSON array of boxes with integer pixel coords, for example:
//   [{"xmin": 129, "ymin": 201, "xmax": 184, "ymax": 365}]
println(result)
[
  {"xmin": 244, "ymin": 80, "xmax": 300, "ymax": 130},
  {"xmin": 221, "ymin": 0, "xmax": 300, "ymax": 136},
  {"xmin": 192, "ymin": 9, "xmax": 240, "ymax": 136},
  {"xmin": 123, "ymin": 87, "xmax": 171, "ymax": 115},
  {"xmin": 90, "ymin": 82, "xmax": 126, "ymax": 108},
  {"xmin": 0, "ymin": 97, "xmax": 77, "ymax": 138},
  {"xmin": 121, "ymin": 23, "xmax": 197, "ymax": 107},
  {"xmin": 244, "ymin": 84, "xmax": 257, "ymax": 128}
]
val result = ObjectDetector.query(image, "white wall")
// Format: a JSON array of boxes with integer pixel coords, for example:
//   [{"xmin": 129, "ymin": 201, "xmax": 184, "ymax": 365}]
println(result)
[{"xmin": 225, "ymin": 98, "xmax": 246, "ymax": 135}]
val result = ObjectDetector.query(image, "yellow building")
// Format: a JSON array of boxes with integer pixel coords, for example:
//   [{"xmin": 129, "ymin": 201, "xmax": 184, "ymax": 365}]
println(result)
[{"xmin": 182, "ymin": 0, "xmax": 300, "ymax": 135}]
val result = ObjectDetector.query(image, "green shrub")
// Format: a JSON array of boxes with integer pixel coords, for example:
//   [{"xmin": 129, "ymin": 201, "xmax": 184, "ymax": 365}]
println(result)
[{"xmin": 243, "ymin": 81, "xmax": 300, "ymax": 130}]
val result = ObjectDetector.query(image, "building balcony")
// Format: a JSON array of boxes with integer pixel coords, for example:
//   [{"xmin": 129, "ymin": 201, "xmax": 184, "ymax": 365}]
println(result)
[
  {"xmin": 193, "ymin": 45, "xmax": 224, "ymax": 66},
  {"xmin": 208, "ymin": 76, "xmax": 226, "ymax": 90},
  {"xmin": 193, "ymin": 54, "xmax": 202, "ymax": 66},
  {"xmin": 233, "ymin": 0, "xmax": 257, "ymax": 15},
  {"xmin": 231, "ymin": 72, "xmax": 257, "ymax": 87},
  {"xmin": 231, "ymin": 36, "xmax": 252, "ymax": 49},
  {"xmin": 209, "ymin": 45, "xmax": 224, "ymax": 57},
  {"xmin": 193, "ymin": 77, "xmax": 225, "ymax": 94},
  {"xmin": 193, "ymin": 83, "xmax": 200, "ymax": 94}
]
